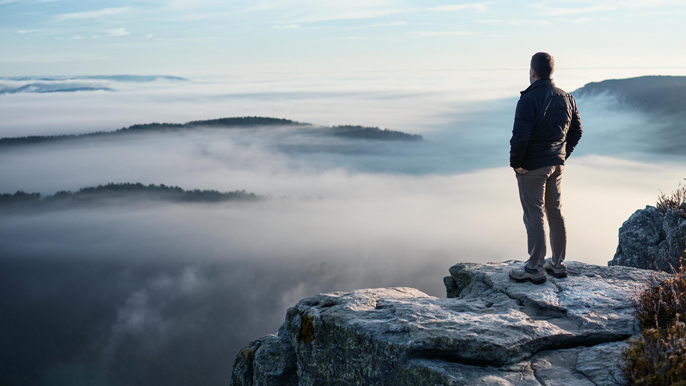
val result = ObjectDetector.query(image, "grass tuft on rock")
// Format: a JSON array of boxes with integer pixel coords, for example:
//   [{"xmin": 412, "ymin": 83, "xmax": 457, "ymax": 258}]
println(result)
[
  {"xmin": 656, "ymin": 179, "xmax": 686, "ymax": 218},
  {"xmin": 620, "ymin": 253, "xmax": 686, "ymax": 385}
]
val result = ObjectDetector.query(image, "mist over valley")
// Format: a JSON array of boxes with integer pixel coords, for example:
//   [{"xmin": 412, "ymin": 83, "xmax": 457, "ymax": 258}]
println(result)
[{"xmin": 2, "ymin": 72, "xmax": 685, "ymax": 385}]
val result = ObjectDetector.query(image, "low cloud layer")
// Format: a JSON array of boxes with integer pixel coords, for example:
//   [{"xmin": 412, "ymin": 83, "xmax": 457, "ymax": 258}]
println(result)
[
  {"xmin": 3, "ymin": 157, "xmax": 682, "ymax": 384},
  {"xmin": 1, "ymin": 72, "xmax": 684, "ymax": 385}
]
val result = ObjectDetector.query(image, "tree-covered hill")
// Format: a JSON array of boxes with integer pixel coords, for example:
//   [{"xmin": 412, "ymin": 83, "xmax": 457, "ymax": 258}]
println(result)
[
  {"xmin": 122, "ymin": 116, "xmax": 308, "ymax": 132},
  {"xmin": 572, "ymin": 75, "xmax": 686, "ymax": 116},
  {"xmin": 0, "ymin": 116, "xmax": 423, "ymax": 147},
  {"xmin": 1, "ymin": 75, "xmax": 187, "ymax": 82},
  {"xmin": 572, "ymin": 75, "xmax": 686, "ymax": 154},
  {"xmin": 0, "ymin": 183, "xmax": 261, "ymax": 211},
  {"xmin": 329, "ymin": 125, "xmax": 422, "ymax": 140}
]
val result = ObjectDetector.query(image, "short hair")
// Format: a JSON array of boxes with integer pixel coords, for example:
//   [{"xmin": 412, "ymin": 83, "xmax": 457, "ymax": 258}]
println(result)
[{"xmin": 530, "ymin": 52, "xmax": 555, "ymax": 78}]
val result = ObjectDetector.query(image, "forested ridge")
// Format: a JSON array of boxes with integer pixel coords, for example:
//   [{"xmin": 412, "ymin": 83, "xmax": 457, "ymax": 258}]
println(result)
[
  {"xmin": 573, "ymin": 75, "xmax": 686, "ymax": 116},
  {"xmin": 0, "ymin": 183, "xmax": 261, "ymax": 210},
  {"xmin": 0, "ymin": 116, "xmax": 422, "ymax": 147}
]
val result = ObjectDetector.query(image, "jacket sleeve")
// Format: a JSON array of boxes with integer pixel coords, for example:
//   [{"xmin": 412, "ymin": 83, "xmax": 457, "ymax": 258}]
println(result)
[
  {"xmin": 509, "ymin": 95, "xmax": 535, "ymax": 168},
  {"xmin": 565, "ymin": 96, "xmax": 583, "ymax": 159}
]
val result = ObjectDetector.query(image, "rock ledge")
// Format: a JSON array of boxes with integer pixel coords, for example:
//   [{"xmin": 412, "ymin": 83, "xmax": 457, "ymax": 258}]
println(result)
[{"xmin": 232, "ymin": 260, "xmax": 670, "ymax": 386}]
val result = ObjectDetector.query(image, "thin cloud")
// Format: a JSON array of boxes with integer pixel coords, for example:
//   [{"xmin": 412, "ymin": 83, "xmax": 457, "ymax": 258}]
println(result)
[
  {"xmin": 429, "ymin": 2, "xmax": 490, "ymax": 12},
  {"xmin": 1, "ymin": 0, "xmax": 62, "ymax": 3},
  {"xmin": 286, "ymin": 9, "xmax": 405, "ymax": 23},
  {"xmin": 9, "ymin": 28, "xmax": 60, "ymax": 37},
  {"xmin": 530, "ymin": 0, "xmax": 684, "ymax": 16},
  {"xmin": 53, "ymin": 7, "xmax": 130, "ymax": 21},
  {"xmin": 409, "ymin": 30, "xmax": 475, "ymax": 37},
  {"xmin": 346, "ymin": 20, "xmax": 406, "ymax": 30},
  {"xmin": 247, "ymin": 0, "xmax": 409, "ymax": 24},
  {"xmin": 369, "ymin": 21, "xmax": 406, "ymax": 27},
  {"xmin": 103, "ymin": 28, "xmax": 129, "ymax": 37},
  {"xmin": 157, "ymin": 11, "xmax": 240, "ymax": 22},
  {"xmin": 562, "ymin": 17, "xmax": 592, "ymax": 24},
  {"xmin": 477, "ymin": 19, "xmax": 552, "ymax": 26},
  {"xmin": 167, "ymin": 0, "xmax": 227, "ymax": 10},
  {"xmin": 531, "ymin": 3, "xmax": 617, "ymax": 16},
  {"xmin": 0, "ymin": 53, "xmax": 104, "ymax": 63},
  {"xmin": 273, "ymin": 24, "xmax": 300, "ymax": 29}
]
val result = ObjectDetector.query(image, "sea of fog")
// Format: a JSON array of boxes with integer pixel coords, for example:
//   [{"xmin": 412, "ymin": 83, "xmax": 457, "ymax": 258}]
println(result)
[{"xmin": 1, "ymin": 69, "xmax": 685, "ymax": 386}]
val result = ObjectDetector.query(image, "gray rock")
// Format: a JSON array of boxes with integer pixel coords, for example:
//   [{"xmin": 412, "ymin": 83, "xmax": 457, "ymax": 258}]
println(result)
[
  {"xmin": 609, "ymin": 205, "xmax": 686, "ymax": 272},
  {"xmin": 231, "ymin": 261, "xmax": 670, "ymax": 385},
  {"xmin": 231, "ymin": 339, "xmax": 260, "ymax": 386},
  {"xmin": 576, "ymin": 340, "xmax": 628, "ymax": 386},
  {"xmin": 530, "ymin": 348, "xmax": 594, "ymax": 386},
  {"xmin": 525, "ymin": 340, "xmax": 627, "ymax": 386},
  {"xmin": 253, "ymin": 334, "xmax": 298, "ymax": 386}
]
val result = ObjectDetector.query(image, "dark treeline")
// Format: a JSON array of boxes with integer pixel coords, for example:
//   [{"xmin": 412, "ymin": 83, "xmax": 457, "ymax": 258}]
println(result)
[
  {"xmin": 0, "ymin": 117, "xmax": 306, "ymax": 147},
  {"xmin": 0, "ymin": 116, "xmax": 423, "ymax": 147},
  {"xmin": 0, "ymin": 75, "xmax": 188, "ymax": 82},
  {"xmin": 0, "ymin": 183, "xmax": 261, "ymax": 210},
  {"xmin": 329, "ymin": 125, "xmax": 423, "ymax": 141},
  {"xmin": 124, "ymin": 116, "xmax": 308, "ymax": 132}
]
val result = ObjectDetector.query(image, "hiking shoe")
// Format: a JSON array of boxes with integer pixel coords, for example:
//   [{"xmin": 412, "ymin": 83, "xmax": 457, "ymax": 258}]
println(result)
[
  {"xmin": 543, "ymin": 258, "xmax": 568, "ymax": 278},
  {"xmin": 509, "ymin": 264, "xmax": 547, "ymax": 284}
]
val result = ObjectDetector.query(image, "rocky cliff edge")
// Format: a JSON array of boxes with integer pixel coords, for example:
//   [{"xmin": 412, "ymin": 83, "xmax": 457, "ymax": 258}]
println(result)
[
  {"xmin": 231, "ymin": 260, "xmax": 671, "ymax": 386},
  {"xmin": 609, "ymin": 206, "xmax": 685, "ymax": 272}
]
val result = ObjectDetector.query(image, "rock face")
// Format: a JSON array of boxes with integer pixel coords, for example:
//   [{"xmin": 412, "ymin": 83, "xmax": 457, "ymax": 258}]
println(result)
[
  {"xmin": 608, "ymin": 206, "xmax": 686, "ymax": 272},
  {"xmin": 231, "ymin": 261, "xmax": 670, "ymax": 386}
]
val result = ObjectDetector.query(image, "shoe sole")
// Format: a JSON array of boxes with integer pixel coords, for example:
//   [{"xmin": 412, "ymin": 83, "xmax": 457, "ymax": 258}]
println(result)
[
  {"xmin": 545, "ymin": 269, "xmax": 568, "ymax": 278},
  {"xmin": 512, "ymin": 276, "xmax": 547, "ymax": 285}
]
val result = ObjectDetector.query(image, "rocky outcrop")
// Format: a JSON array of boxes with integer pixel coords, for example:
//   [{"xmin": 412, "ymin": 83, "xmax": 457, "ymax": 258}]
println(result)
[
  {"xmin": 231, "ymin": 260, "xmax": 671, "ymax": 386},
  {"xmin": 608, "ymin": 206, "xmax": 686, "ymax": 272}
]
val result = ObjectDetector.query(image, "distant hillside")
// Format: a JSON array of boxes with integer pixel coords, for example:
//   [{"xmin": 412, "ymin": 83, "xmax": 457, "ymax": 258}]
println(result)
[
  {"xmin": 123, "ymin": 117, "xmax": 308, "ymax": 132},
  {"xmin": 329, "ymin": 125, "xmax": 422, "ymax": 141},
  {"xmin": 0, "ymin": 183, "xmax": 261, "ymax": 211},
  {"xmin": 573, "ymin": 75, "xmax": 686, "ymax": 116},
  {"xmin": 0, "ymin": 84, "xmax": 114, "ymax": 94},
  {"xmin": 0, "ymin": 75, "xmax": 187, "ymax": 94},
  {"xmin": 0, "ymin": 117, "xmax": 423, "ymax": 147},
  {"xmin": 0, "ymin": 75, "xmax": 188, "ymax": 82}
]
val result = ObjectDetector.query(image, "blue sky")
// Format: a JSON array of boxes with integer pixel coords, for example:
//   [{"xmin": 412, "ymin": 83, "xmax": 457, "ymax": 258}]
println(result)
[{"xmin": 1, "ymin": 0, "xmax": 685, "ymax": 76}]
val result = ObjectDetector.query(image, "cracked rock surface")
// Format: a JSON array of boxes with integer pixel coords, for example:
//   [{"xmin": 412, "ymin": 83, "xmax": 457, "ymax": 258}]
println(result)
[{"xmin": 231, "ymin": 260, "xmax": 671, "ymax": 385}]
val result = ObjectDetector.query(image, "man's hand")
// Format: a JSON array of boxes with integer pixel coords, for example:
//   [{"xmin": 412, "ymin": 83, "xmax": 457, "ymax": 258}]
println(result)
[{"xmin": 514, "ymin": 167, "xmax": 528, "ymax": 174}]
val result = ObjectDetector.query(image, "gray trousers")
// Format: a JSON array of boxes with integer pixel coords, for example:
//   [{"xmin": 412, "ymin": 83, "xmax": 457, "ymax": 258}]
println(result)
[{"xmin": 515, "ymin": 165, "xmax": 567, "ymax": 270}]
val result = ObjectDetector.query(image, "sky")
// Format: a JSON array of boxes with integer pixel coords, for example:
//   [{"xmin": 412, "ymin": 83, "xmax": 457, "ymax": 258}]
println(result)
[{"xmin": 1, "ymin": 0, "xmax": 685, "ymax": 76}]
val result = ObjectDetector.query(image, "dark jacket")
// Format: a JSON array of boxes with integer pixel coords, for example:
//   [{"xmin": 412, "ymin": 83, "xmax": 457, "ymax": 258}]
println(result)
[{"xmin": 509, "ymin": 78, "xmax": 583, "ymax": 170}]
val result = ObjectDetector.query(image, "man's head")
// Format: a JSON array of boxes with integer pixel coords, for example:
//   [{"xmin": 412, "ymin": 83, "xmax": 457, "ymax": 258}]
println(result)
[{"xmin": 529, "ymin": 52, "xmax": 554, "ymax": 84}]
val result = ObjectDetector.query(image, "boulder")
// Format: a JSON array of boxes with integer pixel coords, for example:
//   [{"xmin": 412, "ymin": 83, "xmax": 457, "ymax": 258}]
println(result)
[
  {"xmin": 231, "ymin": 260, "xmax": 670, "ymax": 385},
  {"xmin": 609, "ymin": 206, "xmax": 686, "ymax": 272}
]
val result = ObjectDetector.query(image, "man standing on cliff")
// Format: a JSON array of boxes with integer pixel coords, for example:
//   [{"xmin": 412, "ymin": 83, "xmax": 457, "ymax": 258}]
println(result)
[{"xmin": 508, "ymin": 52, "xmax": 583, "ymax": 284}]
